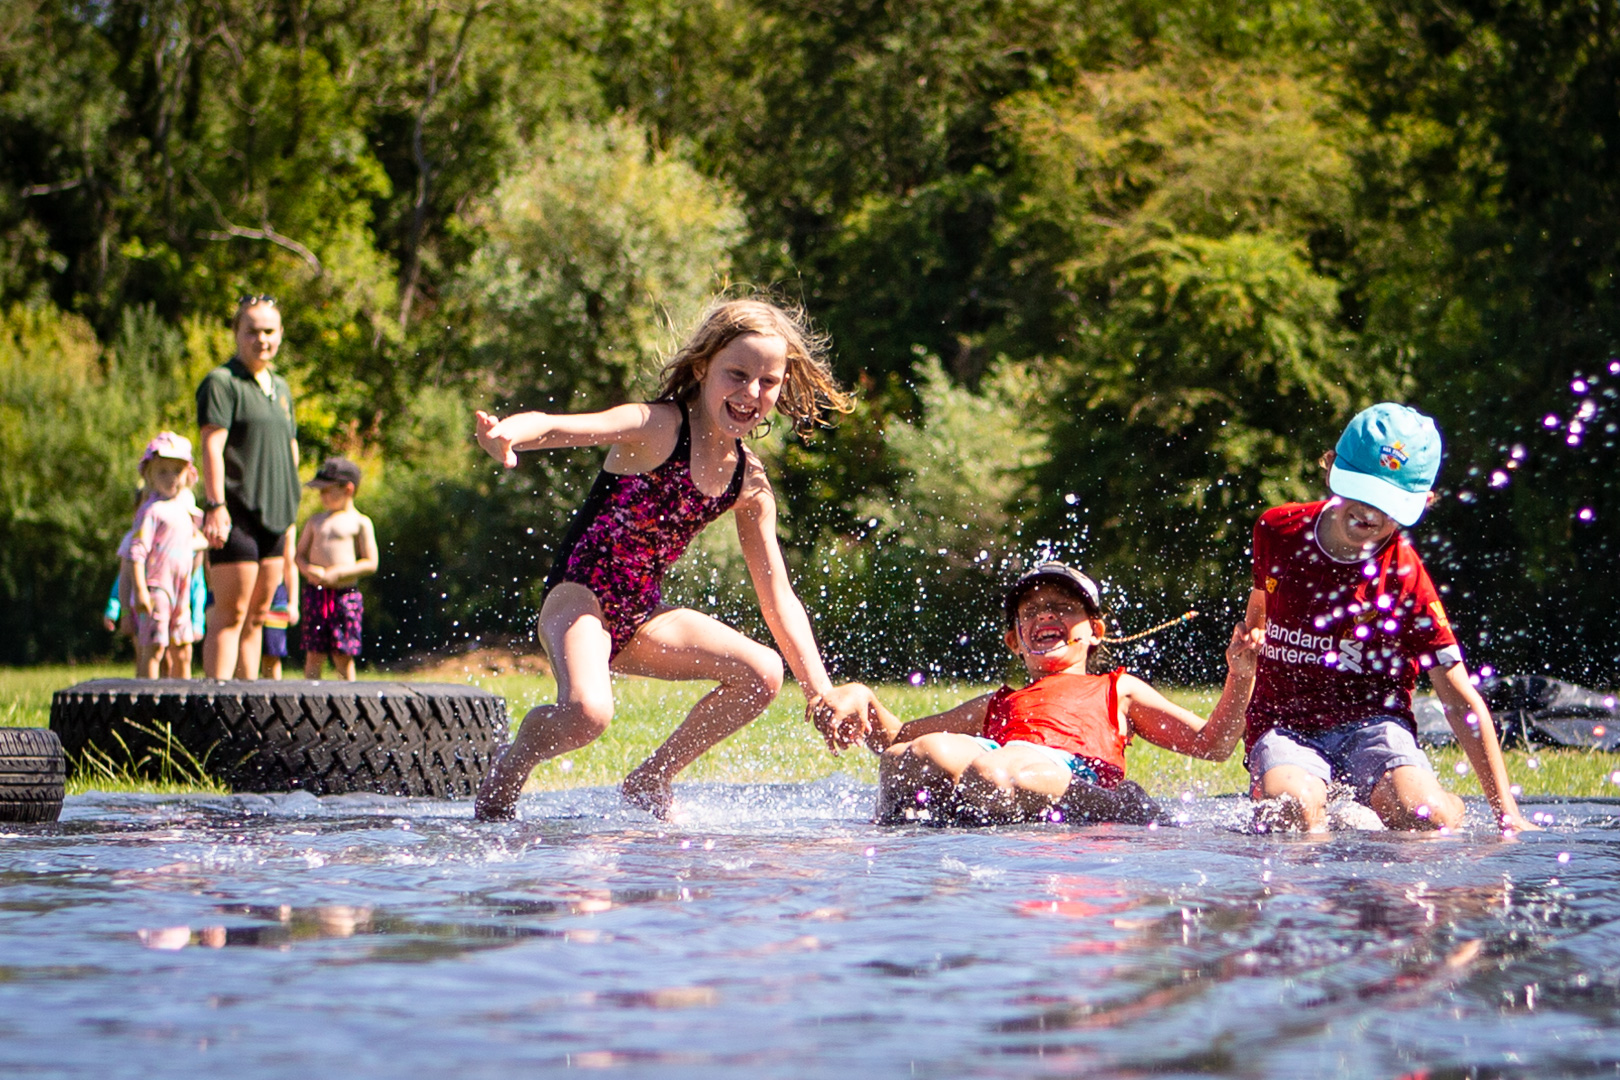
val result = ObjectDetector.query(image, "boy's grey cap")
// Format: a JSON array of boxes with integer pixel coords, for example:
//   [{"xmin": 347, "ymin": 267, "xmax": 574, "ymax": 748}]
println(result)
[
  {"xmin": 307, "ymin": 457, "xmax": 362, "ymax": 488},
  {"xmin": 1005, "ymin": 561, "xmax": 1102, "ymax": 626}
]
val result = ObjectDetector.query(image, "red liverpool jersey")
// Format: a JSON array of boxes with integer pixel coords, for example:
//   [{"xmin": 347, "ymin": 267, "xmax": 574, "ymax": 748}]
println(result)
[{"xmin": 1245, "ymin": 501, "xmax": 1462, "ymax": 751}]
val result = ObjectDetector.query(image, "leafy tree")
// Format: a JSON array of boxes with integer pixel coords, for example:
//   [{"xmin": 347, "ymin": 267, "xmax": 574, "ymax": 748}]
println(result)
[
  {"xmin": 0, "ymin": 303, "xmax": 198, "ymax": 661},
  {"xmin": 1003, "ymin": 60, "xmax": 1395, "ymax": 616},
  {"xmin": 361, "ymin": 117, "xmax": 747, "ymax": 657},
  {"xmin": 1346, "ymin": 0, "xmax": 1620, "ymax": 678}
]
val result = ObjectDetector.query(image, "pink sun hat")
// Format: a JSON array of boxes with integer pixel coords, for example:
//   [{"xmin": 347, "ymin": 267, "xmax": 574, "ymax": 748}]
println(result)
[{"xmin": 139, "ymin": 431, "xmax": 194, "ymax": 468}]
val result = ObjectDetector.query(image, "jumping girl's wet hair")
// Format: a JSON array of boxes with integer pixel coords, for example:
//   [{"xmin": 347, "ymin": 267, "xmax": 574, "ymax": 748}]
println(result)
[{"xmin": 656, "ymin": 297, "xmax": 854, "ymax": 437}]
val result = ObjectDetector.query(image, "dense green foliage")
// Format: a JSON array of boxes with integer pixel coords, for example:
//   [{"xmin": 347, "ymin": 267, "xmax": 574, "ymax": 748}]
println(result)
[{"xmin": 2, "ymin": 0, "xmax": 1616, "ymax": 683}]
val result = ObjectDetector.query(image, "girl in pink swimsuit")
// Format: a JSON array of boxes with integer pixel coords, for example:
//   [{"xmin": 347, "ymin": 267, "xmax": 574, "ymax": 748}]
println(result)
[{"xmin": 472, "ymin": 298, "xmax": 883, "ymax": 820}]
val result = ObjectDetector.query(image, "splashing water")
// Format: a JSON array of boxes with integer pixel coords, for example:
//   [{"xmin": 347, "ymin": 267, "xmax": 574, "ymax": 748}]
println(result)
[{"xmin": 1, "ymin": 786, "xmax": 1618, "ymax": 1077}]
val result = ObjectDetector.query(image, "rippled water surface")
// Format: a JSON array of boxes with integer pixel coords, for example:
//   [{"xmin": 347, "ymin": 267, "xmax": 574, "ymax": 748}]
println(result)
[{"xmin": 3, "ymin": 782, "xmax": 1619, "ymax": 1078}]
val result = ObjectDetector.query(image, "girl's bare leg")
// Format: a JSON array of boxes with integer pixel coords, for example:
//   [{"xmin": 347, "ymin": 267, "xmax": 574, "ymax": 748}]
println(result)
[
  {"xmin": 878, "ymin": 733, "xmax": 984, "ymax": 822},
  {"xmin": 474, "ymin": 584, "xmax": 616, "ymax": 821},
  {"xmin": 610, "ymin": 608, "xmax": 785, "ymax": 818},
  {"xmin": 304, "ymin": 651, "xmax": 325, "ymax": 679},
  {"xmin": 135, "ymin": 641, "xmax": 161, "ymax": 679},
  {"xmin": 332, "ymin": 653, "xmax": 357, "ymax": 681},
  {"xmin": 204, "ymin": 561, "xmax": 258, "ymax": 679},
  {"xmin": 165, "ymin": 644, "xmax": 192, "ymax": 679},
  {"xmin": 232, "ymin": 557, "xmax": 283, "ymax": 680}
]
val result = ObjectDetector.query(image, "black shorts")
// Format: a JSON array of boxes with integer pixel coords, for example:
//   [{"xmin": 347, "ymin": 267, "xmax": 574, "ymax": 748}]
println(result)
[{"xmin": 209, "ymin": 502, "xmax": 287, "ymax": 565}]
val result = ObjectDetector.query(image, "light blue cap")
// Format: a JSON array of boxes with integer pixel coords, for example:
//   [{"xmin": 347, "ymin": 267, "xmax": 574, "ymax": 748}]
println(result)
[{"xmin": 1328, "ymin": 403, "xmax": 1442, "ymax": 526}]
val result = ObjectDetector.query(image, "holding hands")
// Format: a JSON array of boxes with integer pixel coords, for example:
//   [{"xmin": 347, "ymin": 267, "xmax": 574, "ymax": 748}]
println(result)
[
  {"xmin": 806, "ymin": 683, "xmax": 888, "ymax": 753},
  {"xmin": 1226, "ymin": 622, "xmax": 1262, "ymax": 680},
  {"xmin": 202, "ymin": 505, "xmax": 231, "ymax": 549}
]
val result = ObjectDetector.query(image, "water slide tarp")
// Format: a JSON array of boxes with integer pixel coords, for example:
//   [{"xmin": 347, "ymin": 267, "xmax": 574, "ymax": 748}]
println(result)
[{"xmin": 1415, "ymin": 676, "xmax": 1620, "ymax": 751}]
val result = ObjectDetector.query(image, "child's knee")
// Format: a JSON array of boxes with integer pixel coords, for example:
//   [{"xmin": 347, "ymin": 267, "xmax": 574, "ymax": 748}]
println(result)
[
  {"xmin": 1372, "ymin": 767, "xmax": 1463, "ymax": 829},
  {"xmin": 905, "ymin": 732, "xmax": 960, "ymax": 765},
  {"xmin": 560, "ymin": 694, "xmax": 614, "ymax": 739},
  {"xmin": 745, "ymin": 649, "xmax": 784, "ymax": 701},
  {"xmin": 961, "ymin": 758, "xmax": 1015, "ymax": 795},
  {"xmin": 1256, "ymin": 767, "xmax": 1326, "ymax": 808}
]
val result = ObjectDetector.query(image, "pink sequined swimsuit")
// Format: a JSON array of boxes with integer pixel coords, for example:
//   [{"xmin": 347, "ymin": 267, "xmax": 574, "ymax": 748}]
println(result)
[{"xmin": 544, "ymin": 400, "xmax": 746, "ymax": 656}]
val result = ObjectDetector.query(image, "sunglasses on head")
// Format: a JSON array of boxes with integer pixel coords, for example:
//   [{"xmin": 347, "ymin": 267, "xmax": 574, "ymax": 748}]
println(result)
[{"xmin": 236, "ymin": 294, "xmax": 278, "ymax": 308}]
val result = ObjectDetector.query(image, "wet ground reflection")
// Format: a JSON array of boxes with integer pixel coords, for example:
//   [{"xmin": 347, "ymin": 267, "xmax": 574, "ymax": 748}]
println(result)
[{"xmin": 0, "ymin": 780, "xmax": 1617, "ymax": 1077}]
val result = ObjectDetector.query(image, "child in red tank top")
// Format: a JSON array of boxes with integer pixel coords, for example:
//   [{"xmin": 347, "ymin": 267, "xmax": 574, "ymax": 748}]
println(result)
[{"xmin": 868, "ymin": 562, "xmax": 1259, "ymax": 825}]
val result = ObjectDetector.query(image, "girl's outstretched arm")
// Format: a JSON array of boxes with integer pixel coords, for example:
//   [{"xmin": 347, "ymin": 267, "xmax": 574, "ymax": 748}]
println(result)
[
  {"xmin": 475, "ymin": 404, "xmax": 669, "ymax": 468},
  {"xmin": 733, "ymin": 452, "xmax": 877, "ymax": 751}
]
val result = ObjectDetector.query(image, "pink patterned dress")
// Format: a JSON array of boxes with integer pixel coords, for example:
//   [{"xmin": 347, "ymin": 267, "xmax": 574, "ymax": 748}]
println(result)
[
  {"xmin": 120, "ymin": 494, "xmax": 202, "ymax": 649},
  {"xmin": 543, "ymin": 400, "xmax": 746, "ymax": 655}
]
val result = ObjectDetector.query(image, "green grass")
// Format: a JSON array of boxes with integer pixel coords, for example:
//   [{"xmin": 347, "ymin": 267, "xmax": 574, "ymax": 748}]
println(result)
[{"xmin": 3, "ymin": 667, "xmax": 1617, "ymax": 800}]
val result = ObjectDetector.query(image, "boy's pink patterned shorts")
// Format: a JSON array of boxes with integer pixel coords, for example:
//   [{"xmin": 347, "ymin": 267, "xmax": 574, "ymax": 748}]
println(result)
[{"xmin": 301, "ymin": 585, "xmax": 364, "ymax": 657}]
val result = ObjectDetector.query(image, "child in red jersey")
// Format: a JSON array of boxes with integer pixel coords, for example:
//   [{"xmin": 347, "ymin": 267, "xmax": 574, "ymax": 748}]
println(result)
[
  {"xmin": 1242, "ymin": 403, "xmax": 1535, "ymax": 834},
  {"xmin": 869, "ymin": 563, "xmax": 1259, "ymax": 825}
]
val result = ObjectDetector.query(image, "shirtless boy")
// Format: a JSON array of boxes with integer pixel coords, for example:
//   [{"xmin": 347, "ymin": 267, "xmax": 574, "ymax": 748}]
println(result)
[{"xmin": 294, "ymin": 457, "xmax": 378, "ymax": 680}]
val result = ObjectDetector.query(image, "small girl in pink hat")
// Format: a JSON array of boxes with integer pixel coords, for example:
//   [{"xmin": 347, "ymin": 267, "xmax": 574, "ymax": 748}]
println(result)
[{"xmin": 120, "ymin": 433, "xmax": 208, "ymax": 678}]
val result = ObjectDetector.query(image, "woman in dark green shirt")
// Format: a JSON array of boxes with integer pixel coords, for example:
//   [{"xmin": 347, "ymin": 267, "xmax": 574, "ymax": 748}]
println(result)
[{"xmin": 197, "ymin": 296, "xmax": 301, "ymax": 680}]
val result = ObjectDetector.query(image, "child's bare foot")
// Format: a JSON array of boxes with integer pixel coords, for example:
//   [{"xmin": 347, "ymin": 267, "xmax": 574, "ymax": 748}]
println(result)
[
  {"xmin": 622, "ymin": 767, "xmax": 674, "ymax": 819},
  {"xmin": 473, "ymin": 762, "xmax": 524, "ymax": 821}
]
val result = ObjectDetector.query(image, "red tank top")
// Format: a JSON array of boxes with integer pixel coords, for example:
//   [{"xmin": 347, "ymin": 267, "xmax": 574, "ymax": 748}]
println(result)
[{"xmin": 982, "ymin": 670, "xmax": 1128, "ymax": 787}]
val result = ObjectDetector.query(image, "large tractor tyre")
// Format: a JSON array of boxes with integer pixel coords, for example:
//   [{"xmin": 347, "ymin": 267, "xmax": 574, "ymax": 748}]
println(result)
[
  {"xmin": 0, "ymin": 728, "xmax": 66, "ymax": 822},
  {"xmin": 49, "ymin": 680, "xmax": 508, "ymax": 798}
]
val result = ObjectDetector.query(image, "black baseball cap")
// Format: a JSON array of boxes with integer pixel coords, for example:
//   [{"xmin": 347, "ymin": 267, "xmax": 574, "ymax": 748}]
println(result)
[
  {"xmin": 1004, "ymin": 561, "xmax": 1102, "ymax": 627},
  {"xmin": 307, "ymin": 456, "xmax": 362, "ymax": 489}
]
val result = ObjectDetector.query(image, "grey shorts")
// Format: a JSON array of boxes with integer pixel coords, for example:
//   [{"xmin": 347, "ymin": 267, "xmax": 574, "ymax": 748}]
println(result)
[{"xmin": 1247, "ymin": 719, "xmax": 1432, "ymax": 803}]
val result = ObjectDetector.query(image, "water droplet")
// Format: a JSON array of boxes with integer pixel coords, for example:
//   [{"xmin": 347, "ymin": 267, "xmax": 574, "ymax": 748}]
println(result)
[
  {"xmin": 1544, "ymin": 414, "xmax": 1561, "ymax": 428},
  {"xmin": 1578, "ymin": 507, "xmax": 1595, "ymax": 522},
  {"xmin": 1557, "ymin": 852, "xmax": 1570, "ymax": 864},
  {"xmin": 1490, "ymin": 470, "xmax": 1510, "ymax": 487}
]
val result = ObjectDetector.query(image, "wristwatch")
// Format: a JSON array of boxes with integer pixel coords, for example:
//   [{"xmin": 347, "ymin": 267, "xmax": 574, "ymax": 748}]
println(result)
[{"xmin": 203, "ymin": 500, "xmax": 226, "ymax": 512}]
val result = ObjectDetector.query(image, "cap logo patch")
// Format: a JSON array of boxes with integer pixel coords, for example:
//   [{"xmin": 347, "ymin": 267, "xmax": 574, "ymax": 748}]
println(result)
[{"xmin": 1379, "ymin": 440, "xmax": 1408, "ymax": 472}]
